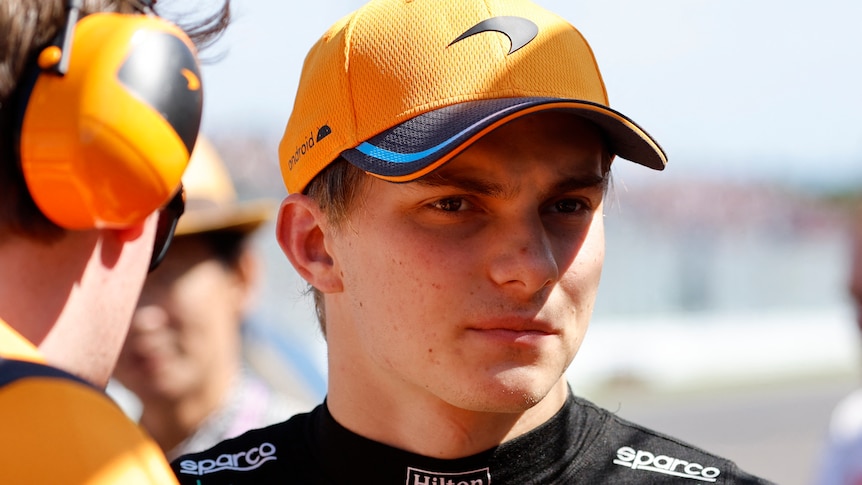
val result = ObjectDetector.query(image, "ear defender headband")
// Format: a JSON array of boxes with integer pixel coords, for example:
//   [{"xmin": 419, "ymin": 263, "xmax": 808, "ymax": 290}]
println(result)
[{"xmin": 16, "ymin": 0, "xmax": 203, "ymax": 229}]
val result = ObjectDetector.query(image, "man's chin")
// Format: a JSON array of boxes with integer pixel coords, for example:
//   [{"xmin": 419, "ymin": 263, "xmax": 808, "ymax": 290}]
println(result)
[{"xmin": 453, "ymin": 372, "xmax": 563, "ymax": 414}]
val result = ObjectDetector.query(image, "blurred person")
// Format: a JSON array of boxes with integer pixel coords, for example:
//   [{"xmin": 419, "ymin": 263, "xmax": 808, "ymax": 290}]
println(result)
[
  {"xmin": 170, "ymin": 0, "xmax": 771, "ymax": 483},
  {"xmin": 0, "ymin": 0, "xmax": 229, "ymax": 483},
  {"xmin": 814, "ymin": 203, "xmax": 862, "ymax": 485},
  {"xmin": 112, "ymin": 137, "xmax": 313, "ymax": 460}
]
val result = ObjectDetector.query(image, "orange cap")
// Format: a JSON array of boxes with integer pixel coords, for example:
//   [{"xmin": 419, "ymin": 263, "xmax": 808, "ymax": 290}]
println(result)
[{"xmin": 279, "ymin": 0, "xmax": 667, "ymax": 194}]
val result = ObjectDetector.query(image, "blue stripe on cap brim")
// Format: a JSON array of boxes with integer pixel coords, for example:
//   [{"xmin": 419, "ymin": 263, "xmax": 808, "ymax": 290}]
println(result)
[{"xmin": 342, "ymin": 97, "xmax": 667, "ymax": 182}]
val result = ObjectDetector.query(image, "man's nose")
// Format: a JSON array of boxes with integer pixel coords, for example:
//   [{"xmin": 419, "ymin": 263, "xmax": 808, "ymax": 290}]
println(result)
[{"xmin": 486, "ymin": 216, "xmax": 559, "ymax": 296}]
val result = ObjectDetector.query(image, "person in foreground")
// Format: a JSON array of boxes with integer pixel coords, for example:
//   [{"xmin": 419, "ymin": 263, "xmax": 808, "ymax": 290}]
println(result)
[
  {"xmin": 172, "ymin": 0, "xmax": 772, "ymax": 483},
  {"xmin": 112, "ymin": 137, "xmax": 313, "ymax": 460},
  {"xmin": 813, "ymin": 203, "xmax": 862, "ymax": 485},
  {"xmin": 0, "ymin": 0, "xmax": 228, "ymax": 483}
]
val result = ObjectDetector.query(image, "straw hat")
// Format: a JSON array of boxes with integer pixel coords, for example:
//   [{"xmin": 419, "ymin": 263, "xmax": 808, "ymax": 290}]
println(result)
[{"xmin": 174, "ymin": 136, "xmax": 275, "ymax": 236}]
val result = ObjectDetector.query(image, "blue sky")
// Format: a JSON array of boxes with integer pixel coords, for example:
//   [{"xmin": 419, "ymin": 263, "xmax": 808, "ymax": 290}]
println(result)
[{"xmin": 191, "ymin": 0, "xmax": 862, "ymax": 189}]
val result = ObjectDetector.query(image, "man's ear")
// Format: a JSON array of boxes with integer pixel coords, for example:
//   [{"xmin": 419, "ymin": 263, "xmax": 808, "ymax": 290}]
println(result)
[{"xmin": 276, "ymin": 193, "xmax": 343, "ymax": 293}]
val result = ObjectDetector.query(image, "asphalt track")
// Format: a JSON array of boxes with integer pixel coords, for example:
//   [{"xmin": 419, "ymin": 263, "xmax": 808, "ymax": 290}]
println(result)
[{"xmin": 584, "ymin": 374, "xmax": 860, "ymax": 485}]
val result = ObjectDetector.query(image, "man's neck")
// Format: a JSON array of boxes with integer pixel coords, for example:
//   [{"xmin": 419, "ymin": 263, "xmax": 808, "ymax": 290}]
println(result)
[
  {"xmin": 138, "ymin": 365, "xmax": 240, "ymax": 454},
  {"xmin": 0, "ymin": 237, "xmax": 76, "ymax": 348},
  {"xmin": 141, "ymin": 388, "xmax": 222, "ymax": 453},
  {"xmin": 326, "ymin": 376, "xmax": 570, "ymax": 459}
]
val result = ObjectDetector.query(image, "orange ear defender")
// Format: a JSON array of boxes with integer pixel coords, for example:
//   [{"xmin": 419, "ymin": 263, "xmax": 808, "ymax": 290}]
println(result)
[{"xmin": 16, "ymin": 1, "xmax": 203, "ymax": 229}]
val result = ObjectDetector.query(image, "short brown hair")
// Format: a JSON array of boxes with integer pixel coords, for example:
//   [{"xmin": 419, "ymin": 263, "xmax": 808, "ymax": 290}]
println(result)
[{"xmin": 303, "ymin": 157, "xmax": 369, "ymax": 335}]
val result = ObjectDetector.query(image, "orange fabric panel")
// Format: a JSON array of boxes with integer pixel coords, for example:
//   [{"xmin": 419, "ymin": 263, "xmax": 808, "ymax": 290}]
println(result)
[
  {"xmin": 0, "ymin": 319, "xmax": 177, "ymax": 484},
  {"xmin": 0, "ymin": 378, "xmax": 178, "ymax": 484}
]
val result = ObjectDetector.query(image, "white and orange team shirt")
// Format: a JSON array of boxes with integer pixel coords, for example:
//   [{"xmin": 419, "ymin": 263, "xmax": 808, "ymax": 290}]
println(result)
[{"xmin": 0, "ymin": 319, "xmax": 178, "ymax": 484}]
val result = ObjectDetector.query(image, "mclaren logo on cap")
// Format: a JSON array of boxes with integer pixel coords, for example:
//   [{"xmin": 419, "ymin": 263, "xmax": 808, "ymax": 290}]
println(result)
[{"xmin": 448, "ymin": 16, "xmax": 539, "ymax": 55}]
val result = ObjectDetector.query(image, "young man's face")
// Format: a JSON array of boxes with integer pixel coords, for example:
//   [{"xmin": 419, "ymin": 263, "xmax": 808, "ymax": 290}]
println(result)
[
  {"xmin": 114, "ymin": 235, "xmax": 249, "ymax": 402},
  {"xmin": 324, "ymin": 111, "xmax": 608, "ymax": 413}
]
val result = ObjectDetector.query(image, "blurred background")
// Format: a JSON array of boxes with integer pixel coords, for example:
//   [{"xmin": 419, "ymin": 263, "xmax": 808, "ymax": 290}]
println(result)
[{"xmin": 170, "ymin": 0, "xmax": 862, "ymax": 483}]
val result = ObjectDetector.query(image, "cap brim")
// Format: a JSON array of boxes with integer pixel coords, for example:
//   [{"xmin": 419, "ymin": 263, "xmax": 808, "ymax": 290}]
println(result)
[
  {"xmin": 174, "ymin": 199, "xmax": 276, "ymax": 236},
  {"xmin": 342, "ymin": 97, "xmax": 667, "ymax": 182}
]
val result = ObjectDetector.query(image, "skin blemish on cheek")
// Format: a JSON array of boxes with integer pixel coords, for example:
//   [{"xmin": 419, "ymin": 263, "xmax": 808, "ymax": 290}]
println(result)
[{"xmin": 426, "ymin": 348, "xmax": 441, "ymax": 366}]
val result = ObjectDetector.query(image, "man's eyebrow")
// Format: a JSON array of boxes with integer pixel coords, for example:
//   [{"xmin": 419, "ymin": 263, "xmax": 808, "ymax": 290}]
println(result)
[
  {"xmin": 414, "ymin": 170, "xmax": 608, "ymax": 197},
  {"xmin": 414, "ymin": 172, "xmax": 509, "ymax": 198},
  {"xmin": 552, "ymin": 173, "xmax": 608, "ymax": 193}
]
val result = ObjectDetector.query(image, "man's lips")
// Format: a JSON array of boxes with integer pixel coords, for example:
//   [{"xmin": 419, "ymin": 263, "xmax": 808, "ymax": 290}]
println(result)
[
  {"xmin": 466, "ymin": 318, "xmax": 559, "ymax": 343},
  {"xmin": 468, "ymin": 316, "xmax": 557, "ymax": 332},
  {"xmin": 124, "ymin": 350, "xmax": 162, "ymax": 371},
  {"xmin": 121, "ymin": 339, "xmax": 170, "ymax": 372}
]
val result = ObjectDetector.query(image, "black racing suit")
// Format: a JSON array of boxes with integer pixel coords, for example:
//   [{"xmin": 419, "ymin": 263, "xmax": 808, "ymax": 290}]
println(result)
[{"xmin": 171, "ymin": 390, "xmax": 774, "ymax": 484}]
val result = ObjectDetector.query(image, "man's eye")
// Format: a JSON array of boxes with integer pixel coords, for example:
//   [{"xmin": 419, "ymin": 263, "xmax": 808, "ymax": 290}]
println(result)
[
  {"xmin": 554, "ymin": 199, "xmax": 586, "ymax": 213},
  {"xmin": 432, "ymin": 198, "xmax": 465, "ymax": 212}
]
